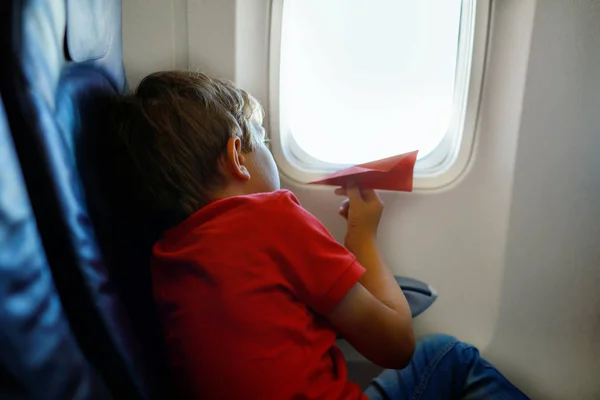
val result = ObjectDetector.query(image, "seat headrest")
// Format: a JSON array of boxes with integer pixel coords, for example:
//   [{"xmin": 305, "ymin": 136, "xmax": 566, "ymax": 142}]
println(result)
[{"xmin": 66, "ymin": 0, "xmax": 119, "ymax": 63}]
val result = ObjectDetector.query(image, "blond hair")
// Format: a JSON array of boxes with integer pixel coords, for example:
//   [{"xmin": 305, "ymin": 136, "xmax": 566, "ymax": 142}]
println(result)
[{"xmin": 112, "ymin": 70, "xmax": 265, "ymax": 228}]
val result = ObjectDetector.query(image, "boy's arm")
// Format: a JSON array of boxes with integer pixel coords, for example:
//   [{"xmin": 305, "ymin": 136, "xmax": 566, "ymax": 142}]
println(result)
[{"xmin": 326, "ymin": 186, "xmax": 415, "ymax": 369}]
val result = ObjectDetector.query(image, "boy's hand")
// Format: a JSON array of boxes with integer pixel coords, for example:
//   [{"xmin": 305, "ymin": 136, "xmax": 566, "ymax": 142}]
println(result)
[{"xmin": 334, "ymin": 185, "xmax": 383, "ymax": 253}]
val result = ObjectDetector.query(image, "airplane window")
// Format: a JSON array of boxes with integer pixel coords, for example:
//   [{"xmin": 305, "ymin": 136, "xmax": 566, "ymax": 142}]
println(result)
[{"xmin": 270, "ymin": 0, "xmax": 489, "ymax": 187}]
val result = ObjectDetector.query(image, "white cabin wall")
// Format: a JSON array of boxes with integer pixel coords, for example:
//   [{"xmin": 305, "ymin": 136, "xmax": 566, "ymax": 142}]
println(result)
[
  {"xmin": 122, "ymin": 0, "xmax": 189, "ymax": 87},
  {"xmin": 487, "ymin": 1, "xmax": 600, "ymax": 398}
]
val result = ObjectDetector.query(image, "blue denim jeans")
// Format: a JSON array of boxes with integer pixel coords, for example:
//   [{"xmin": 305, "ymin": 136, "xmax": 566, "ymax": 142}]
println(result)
[{"xmin": 364, "ymin": 334, "xmax": 529, "ymax": 400}]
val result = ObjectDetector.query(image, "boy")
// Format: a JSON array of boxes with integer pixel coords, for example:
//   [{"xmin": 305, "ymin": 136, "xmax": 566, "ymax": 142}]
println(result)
[{"xmin": 114, "ymin": 71, "xmax": 528, "ymax": 399}]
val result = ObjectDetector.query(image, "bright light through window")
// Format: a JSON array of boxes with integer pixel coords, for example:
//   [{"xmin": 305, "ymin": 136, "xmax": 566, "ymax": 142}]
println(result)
[{"xmin": 279, "ymin": 0, "xmax": 463, "ymax": 165}]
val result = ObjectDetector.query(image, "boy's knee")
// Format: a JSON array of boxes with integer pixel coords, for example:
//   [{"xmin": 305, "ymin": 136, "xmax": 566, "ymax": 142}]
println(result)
[
  {"xmin": 418, "ymin": 334, "xmax": 459, "ymax": 350},
  {"xmin": 417, "ymin": 334, "xmax": 482, "ymax": 360},
  {"xmin": 417, "ymin": 334, "xmax": 483, "ymax": 368}
]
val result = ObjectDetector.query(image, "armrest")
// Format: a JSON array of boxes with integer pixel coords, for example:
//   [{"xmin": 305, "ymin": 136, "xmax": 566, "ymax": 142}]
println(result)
[{"xmin": 395, "ymin": 276, "xmax": 437, "ymax": 318}]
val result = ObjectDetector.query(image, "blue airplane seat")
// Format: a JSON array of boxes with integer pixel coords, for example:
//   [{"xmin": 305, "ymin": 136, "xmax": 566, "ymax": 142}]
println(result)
[
  {"xmin": 0, "ymin": 0, "xmax": 171, "ymax": 398},
  {"xmin": 0, "ymin": 98, "xmax": 112, "ymax": 399}
]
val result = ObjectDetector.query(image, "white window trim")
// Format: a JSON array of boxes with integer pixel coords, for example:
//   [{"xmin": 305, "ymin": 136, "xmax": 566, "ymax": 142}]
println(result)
[{"xmin": 268, "ymin": 0, "xmax": 491, "ymax": 190}]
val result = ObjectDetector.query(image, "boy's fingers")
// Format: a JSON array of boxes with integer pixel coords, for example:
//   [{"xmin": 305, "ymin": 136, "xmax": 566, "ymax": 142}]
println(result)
[
  {"xmin": 346, "ymin": 185, "xmax": 363, "ymax": 202},
  {"xmin": 334, "ymin": 187, "xmax": 347, "ymax": 196},
  {"xmin": 360, "ymin": 188, "xmax": 380, "ymax": 202},
  {"xmin": 339, "ymin": 199, "xmax": 350, "ymax": 219}
]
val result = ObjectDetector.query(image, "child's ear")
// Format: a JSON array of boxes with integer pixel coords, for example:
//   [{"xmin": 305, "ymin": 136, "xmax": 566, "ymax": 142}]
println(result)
[{"xmin": 225, "ymin": 137, "xmax": 251, "ymax": 181}]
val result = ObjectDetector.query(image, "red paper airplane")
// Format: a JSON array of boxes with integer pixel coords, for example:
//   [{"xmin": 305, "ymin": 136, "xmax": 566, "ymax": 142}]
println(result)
[{"xmin": 309, "ymin": 150, "xmax": 418, "ymax": 192}]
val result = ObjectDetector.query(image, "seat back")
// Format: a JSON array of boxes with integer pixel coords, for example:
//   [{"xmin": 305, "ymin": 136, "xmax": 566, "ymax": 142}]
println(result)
[
  {"xmin": 0, "ymin": 96, "xmax": 112, "ymax": 398},
  {"xmin": 0, "ymin": 0, "xmax": 170, "ymax": 397}
]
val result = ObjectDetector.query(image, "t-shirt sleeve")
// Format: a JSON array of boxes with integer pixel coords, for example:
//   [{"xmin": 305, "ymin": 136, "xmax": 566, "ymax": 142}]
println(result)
[{"xmin": 271, "ymin": 191, "xmax": 366, "ymax": 315}]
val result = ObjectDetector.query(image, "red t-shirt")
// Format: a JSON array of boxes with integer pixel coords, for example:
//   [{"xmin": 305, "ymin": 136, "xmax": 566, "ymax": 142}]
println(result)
[{"xmin": 151, "ymin": 190, "xmax": 366, "ymax": 399}]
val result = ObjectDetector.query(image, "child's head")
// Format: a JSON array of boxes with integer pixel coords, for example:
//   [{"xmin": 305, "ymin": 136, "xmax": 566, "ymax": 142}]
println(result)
[{"xmin": 114, "ymin": 70, "xmax": 279, "ymax": 228}]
